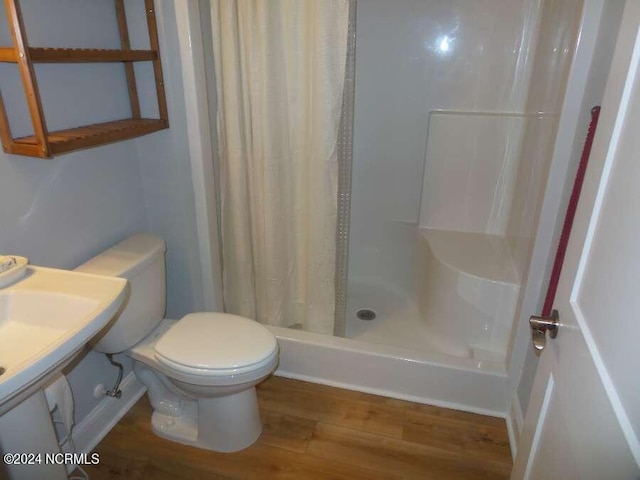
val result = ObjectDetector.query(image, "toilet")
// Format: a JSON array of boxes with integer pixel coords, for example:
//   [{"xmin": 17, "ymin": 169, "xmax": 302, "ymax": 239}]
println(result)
[{"xmin": 75, "ymin": 234, "xmax": 278, "ymax": 452}]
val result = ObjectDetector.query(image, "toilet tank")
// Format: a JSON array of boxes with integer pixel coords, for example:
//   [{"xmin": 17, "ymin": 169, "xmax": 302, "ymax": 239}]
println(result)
[{"xmin": 75, "ymin": 234, "xmax": 167, "ymax": 354}]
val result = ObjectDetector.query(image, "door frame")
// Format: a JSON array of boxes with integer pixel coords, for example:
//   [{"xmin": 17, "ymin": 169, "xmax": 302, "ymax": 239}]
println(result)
[
  {"xmin": 513, "ymin": 0, "xmax": 640, "ymax": 472},
  {"xmin": 505, "ymin": 0, "xmax": 611, "ymax": 454}
]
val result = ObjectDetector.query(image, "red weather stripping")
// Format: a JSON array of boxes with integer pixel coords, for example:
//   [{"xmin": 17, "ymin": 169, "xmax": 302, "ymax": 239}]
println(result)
[{"xmin": 542, "ymin": 106, "xmax": 601, "ymax": 317}]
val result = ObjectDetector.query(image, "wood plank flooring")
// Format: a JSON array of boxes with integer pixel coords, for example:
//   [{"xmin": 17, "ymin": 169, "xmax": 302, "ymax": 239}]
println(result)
[{"xmin": 84, "ymin": 376, "xmax": 512, "ymax": 480}]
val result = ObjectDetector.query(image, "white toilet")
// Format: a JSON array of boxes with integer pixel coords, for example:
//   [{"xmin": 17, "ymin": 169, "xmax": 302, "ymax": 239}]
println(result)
[{"xmin": 75, "ymin": 234, "xmax": 278, "ymax": 452}]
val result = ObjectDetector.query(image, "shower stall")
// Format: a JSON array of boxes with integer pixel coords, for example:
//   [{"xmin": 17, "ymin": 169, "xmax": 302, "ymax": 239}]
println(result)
[{"xmin": 175, "ymin": 0, "xmax": 612, "ymax": 417}]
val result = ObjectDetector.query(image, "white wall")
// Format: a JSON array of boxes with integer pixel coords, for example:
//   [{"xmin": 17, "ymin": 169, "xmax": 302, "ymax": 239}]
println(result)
[
  {"xmin": 349, "ymin": 0, "xmax": 539, "ymax": 291},
  {"xmin": 0, "ymin": 0, "xmax": 203, "ymax": 425}
]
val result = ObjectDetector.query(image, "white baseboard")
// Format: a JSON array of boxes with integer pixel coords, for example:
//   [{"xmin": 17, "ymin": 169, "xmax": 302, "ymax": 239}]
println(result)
[
  {"xmin": 72, "ymin": 372, "xmax": 146, "ymax": 454},
  {"xmin": 506, "ymin": 390, "xmax": 524, "ymax": 460}
]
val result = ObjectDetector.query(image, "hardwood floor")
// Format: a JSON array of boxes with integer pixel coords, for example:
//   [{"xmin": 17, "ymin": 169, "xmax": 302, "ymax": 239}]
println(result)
[{"xmin": 84, "ymin": 376, "xmax": 512, "ymax": 480}]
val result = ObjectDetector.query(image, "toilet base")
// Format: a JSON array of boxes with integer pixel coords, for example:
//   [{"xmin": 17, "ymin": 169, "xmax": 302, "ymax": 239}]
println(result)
[{"xmin": 150, "ymin": 387, "xmax": 263, "ymax": 453}]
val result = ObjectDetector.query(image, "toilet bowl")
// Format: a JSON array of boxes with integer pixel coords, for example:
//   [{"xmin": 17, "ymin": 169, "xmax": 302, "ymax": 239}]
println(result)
[{"xmin": 75, "ymin": 234, "xmax": 279, "ymax": 452}]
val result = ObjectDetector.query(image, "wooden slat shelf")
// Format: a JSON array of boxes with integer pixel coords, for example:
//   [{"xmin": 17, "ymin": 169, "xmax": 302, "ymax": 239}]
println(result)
[
  {"xmin": 0, "ymin": 47, "xmax": 17, "ymax": 62},
  {"xmin": 0, "ymin": 47, "xmax": 157, "ymax": 63},
  {"xmin": 0, "ymin": 0, "xmax": 169, "ymax": 158},
  {"xmin": 7, "ymin": 118, "xmax": 167, "ymax": 157},
  {"xmin": 30, "ymin": 47, "xmax": 157, "ymax": 63}
]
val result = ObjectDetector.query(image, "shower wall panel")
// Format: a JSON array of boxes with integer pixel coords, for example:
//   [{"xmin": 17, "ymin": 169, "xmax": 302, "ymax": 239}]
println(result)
[
  {"xmin": 349, "ymin": 0, "xmax": 540, "ymax": 290},
  {"xmin": 506, "ymin": 0, "xmax": 585, "ymax": 280},
  {"xmin": 418, "ymin": 112, "xmax": 527, "ymax": 235}
]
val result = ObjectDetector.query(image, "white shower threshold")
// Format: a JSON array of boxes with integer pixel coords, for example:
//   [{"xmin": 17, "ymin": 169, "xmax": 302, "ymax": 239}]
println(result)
[{"xmin": 269, "ymin": 326, "xmax": 510, "ymax": 417}]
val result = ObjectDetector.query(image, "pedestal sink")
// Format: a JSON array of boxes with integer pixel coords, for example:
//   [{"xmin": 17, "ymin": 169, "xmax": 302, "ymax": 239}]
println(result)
[{"xmin": 0, "ymin": 264, "xmax": 127, "ymax": 480}]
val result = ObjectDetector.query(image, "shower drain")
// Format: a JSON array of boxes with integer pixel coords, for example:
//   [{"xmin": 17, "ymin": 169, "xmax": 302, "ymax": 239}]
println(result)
[{"xmin": 356, "ymin": 309, "xmax": 377, "ymax": 321}]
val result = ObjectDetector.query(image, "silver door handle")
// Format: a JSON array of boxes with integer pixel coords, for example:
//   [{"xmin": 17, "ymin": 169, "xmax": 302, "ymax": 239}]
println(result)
[{"xmin": 529, "ymin": 310, "xmax": 559, "ymax": 353}]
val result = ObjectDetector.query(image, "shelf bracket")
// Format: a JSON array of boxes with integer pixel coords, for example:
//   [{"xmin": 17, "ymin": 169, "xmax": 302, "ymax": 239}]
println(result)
[{"xmin": 4, "ymin": 0, "xmax": 50, "ymax": 157}]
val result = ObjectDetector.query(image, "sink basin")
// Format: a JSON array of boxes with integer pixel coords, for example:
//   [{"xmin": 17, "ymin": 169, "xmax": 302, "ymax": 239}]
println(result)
[
  {"xmin": 0, "ymin": 263, "xmax": 126, "ymax": 480},
  {"xmin": 0, "ymin": 266, "xmax": 127, "ymax": 414}
]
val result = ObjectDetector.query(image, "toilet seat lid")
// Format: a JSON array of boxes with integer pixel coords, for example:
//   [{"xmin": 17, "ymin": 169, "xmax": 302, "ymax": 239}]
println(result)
[{"xmin": 154, "ymin": 312, "xmax": 278, "ymax": 372}]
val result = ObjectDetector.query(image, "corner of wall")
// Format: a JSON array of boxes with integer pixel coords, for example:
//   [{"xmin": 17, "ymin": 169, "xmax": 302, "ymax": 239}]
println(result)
[{"xmin": 133, "ymin": 0, "xmax": 209, "ymax": 318}]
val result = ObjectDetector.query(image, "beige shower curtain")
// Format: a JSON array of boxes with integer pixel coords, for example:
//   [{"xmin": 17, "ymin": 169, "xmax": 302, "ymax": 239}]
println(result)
[{"xmin": 211, "ymin": 0, "xmax": 350, "ymax": 334}]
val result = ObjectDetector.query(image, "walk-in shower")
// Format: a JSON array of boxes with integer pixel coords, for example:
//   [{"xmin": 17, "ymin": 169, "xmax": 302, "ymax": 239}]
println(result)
[
  {"xmin": 178, "ymin": 0, "xmax": 606, "ymax": 415},
  {"xmin": 343, "ymin": 0, "xmax": 579, "ymax": 367}
]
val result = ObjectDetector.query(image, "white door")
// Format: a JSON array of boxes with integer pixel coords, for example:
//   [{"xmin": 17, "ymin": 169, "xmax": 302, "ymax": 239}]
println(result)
[{"xmin": 511, "ymin": 2, "xmax": 640, "ymax": 479}]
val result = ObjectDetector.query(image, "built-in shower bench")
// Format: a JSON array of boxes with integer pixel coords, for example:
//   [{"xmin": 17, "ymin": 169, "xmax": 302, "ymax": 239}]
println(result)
[{"xmin": 417, "ymin": 228, "xmax": 521, "ymax": 364}]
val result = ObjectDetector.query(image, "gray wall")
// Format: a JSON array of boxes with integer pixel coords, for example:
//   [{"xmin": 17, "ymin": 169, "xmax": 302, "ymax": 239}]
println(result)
[
  {"xmin": 132, "ymin": 0, "xmax": 206, "ymax": 320},
  {"xmin": 0, "ymin": 0, "xmax": 201, "ymax": 424}
]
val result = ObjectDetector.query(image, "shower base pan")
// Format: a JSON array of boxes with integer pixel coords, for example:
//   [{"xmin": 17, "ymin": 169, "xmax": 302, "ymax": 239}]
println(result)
[{"xmin": 269, "ymin": 326, "xmax": 509, "ymax": 416}]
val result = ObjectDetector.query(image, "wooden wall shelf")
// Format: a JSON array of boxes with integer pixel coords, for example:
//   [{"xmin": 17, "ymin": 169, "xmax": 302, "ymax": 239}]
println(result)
[
  {"xmin": 30, "ymin": 47, "xmax": 158, "ymax": 63},
  {"xmin": 0, "ymin": 0, "xmax": 169, "ymax": 158},
  {"xmin": 8, "ymin": 118, "xmax": 168, "ymax": 156}
]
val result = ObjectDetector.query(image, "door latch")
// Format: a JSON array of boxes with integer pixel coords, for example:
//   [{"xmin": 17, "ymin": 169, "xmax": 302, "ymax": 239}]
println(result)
[{"xmin": 529, "ymin": 310, "xmax": 559, "ymax": 353}]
